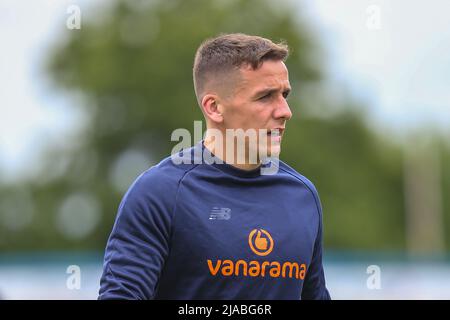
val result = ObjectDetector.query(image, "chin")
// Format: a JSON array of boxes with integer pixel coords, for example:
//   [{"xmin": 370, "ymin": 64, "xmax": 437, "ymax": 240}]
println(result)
[
  {"xmin": 268, "ymin": 145, "xmax": 281, "ymax": 157},
  {"xmin": 259, "ymin": 143, "xmax": 281, "ymax": 159}
]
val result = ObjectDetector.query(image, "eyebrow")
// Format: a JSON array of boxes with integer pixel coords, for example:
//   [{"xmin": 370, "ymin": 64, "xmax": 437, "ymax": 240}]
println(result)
[{"xmin": 252, "ymin": 87, "xmax": 291, "ymax": 99}]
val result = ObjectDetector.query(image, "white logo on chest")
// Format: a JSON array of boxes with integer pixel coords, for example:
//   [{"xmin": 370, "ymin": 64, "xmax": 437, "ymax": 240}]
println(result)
[{"xmin": 209, "ymin": 207, "xmax": 231, "ymax": 220}]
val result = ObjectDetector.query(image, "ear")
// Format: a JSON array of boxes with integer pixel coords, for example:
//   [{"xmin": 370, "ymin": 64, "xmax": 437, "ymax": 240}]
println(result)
[{"xmin": 201, "ymin": 93, "xmax": 224, "ymax": 124}]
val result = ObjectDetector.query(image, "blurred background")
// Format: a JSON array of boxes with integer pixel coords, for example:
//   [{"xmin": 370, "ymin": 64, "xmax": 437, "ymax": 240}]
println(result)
[{"xmin": 0, "ymin": 0, "xmax": 449, "ymax": 299}]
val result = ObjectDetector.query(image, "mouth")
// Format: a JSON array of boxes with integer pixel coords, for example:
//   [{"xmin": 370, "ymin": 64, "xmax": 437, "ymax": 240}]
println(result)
[{"xmin": 267, "ymin": 128, "xmax": 285, "ymax": 136}]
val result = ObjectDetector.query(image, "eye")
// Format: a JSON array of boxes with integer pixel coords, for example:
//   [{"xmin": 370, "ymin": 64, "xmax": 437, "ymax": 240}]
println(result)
[
  {"xmin": 282, "ymin": 91, "xmax": 290, "ymax": 100},
  {"xmin": 259, "ymin": 93, "xmax": 271, "ymax": 100}
]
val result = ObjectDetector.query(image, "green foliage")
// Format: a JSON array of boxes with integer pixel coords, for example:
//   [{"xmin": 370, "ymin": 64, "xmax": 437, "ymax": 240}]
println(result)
[{"xmin": 283, "ymin": 110, "xmax": 405, "ymax": 250}]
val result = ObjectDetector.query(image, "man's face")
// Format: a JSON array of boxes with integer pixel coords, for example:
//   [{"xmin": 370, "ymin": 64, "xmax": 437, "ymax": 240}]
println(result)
[{"xmin": 217, "ymin": 59, "xmax": 292, "ymax": 159}]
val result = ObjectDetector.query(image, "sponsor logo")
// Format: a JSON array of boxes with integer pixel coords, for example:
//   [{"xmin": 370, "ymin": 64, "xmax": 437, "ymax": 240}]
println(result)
[
  {"xmin": 248, "ymin": 228, "xmax": 273, "ymax": 256},
  {"xmin": 207, "ymin": 228, "xmax": 307, "ymax": 280}
]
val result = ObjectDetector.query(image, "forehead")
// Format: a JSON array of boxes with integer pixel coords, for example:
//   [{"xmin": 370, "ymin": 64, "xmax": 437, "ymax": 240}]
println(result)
[{"xmin": 237, "ymin": 60, "xmax": 290, "ymax": 92}]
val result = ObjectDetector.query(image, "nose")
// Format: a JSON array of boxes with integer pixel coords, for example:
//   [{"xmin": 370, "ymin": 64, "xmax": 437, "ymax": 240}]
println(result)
[{"xmin": 273, "ymin": 96, "xmax": 292, "ymax": 121}]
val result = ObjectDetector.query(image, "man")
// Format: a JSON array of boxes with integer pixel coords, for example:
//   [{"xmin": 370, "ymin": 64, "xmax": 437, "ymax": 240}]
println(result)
[{"xmin": 99, "ymin": 33, "xmax": 330, "ymax": 300}]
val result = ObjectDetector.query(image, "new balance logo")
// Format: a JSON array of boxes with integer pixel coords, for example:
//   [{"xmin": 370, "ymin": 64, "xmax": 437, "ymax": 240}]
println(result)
[{"xmin": 209, "ymin": 207, "xmax": 231, "ymax": 220}]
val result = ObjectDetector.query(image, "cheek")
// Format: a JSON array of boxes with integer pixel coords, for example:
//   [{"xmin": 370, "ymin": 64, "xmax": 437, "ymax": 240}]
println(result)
[
  {"xmin": 223, "ymin": 101, "xmax": 269, "ymax": 129},
  {"xmin": 250, "ymin": 106, "xmax": 272, "ymax": 125},
  {"xmin": 224, "ymin": 102, "xmax": 251, "ymax": 125}
]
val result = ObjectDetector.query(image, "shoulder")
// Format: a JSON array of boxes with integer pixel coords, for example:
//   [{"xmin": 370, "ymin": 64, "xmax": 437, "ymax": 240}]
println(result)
[
  {"xmin": 277, "ymin": 159, "xmax": 323, "ymax": 215},
  {"xmin": 120, "ymin": 146, "xmax": 200, "ymax": 210},
  {"xmin": 278, "ymin": 160, "xmax": 319, "ymax": 194}
]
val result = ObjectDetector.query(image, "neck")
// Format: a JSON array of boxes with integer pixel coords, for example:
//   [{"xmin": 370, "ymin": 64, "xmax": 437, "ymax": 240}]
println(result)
[{"xmin": 203, "ymin": 130, "xmax": 262, "ymax": 171}]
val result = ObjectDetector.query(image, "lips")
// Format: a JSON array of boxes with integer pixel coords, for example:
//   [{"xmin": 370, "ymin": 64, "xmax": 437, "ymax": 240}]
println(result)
[{"xmin": 267, "ymin": 128, "xmax": 284, "ymax": 136}]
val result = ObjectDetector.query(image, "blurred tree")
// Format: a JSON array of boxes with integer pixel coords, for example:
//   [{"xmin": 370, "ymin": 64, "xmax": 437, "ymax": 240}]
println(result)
[
  {"xmin": 2, "ymin": 0, "xmax": 444, "ymax": 253},
  {"xmin": 283, "ymin": 106, "xmax": 406, "ymax": 250}
]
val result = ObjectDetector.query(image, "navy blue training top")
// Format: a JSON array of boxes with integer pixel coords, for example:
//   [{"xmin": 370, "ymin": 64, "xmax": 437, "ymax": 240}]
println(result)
[{"xmin": 99, "ymin": 141, "xmax": 330, "ymax": 300}]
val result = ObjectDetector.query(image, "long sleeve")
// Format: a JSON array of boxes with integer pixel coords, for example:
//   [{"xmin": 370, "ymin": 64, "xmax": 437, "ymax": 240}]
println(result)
[
  {"xmin": 98, "ymin": 168, "xmax": 176, "ymax": 300},
  {"xmin": 301, "ymin": 187, "xmax": 331, "ymax": 300}
]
